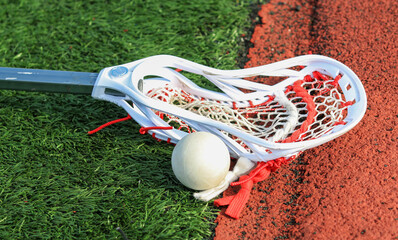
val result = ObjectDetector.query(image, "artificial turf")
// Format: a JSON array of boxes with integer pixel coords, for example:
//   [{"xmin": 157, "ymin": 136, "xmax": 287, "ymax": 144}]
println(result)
[{"xmin": 0, "ymin": 0, "xmax": 256, "ymax": 239}]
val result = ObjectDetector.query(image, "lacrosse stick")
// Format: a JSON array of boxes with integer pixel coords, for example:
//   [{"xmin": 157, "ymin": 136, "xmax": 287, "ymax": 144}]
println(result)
[{"xmin": 0, "ymin": 54, "xmax": 367, "ymax": 218}]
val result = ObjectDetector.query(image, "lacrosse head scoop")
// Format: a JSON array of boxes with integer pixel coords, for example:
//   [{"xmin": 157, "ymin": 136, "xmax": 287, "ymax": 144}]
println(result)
[{"xmin": 92, "ymin": 54, "xmax": 367, "ymax": 162}]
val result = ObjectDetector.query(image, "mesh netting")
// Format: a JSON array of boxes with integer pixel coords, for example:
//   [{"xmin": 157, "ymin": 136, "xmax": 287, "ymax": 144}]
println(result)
[{"xmin": 146, "ymin": 71, "xmax": 352, "ymax": 150}]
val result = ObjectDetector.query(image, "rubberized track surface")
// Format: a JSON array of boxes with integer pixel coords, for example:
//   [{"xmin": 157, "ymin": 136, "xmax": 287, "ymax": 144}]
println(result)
[{"xmin": 214, "ymin": 0, "xmax": 397, "ymax": 239}]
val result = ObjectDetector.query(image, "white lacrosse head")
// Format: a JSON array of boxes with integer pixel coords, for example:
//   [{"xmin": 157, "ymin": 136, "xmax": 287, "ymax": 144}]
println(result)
[{"xmin": 92, "ymin": 55, "xmax": 367, "ymax": 162}]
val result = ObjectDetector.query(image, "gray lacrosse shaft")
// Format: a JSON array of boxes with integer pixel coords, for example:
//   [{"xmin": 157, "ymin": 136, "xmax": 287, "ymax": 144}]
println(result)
[{"xmin": 0, "ymin": 67, "xmax": 98, "ymax": 94}]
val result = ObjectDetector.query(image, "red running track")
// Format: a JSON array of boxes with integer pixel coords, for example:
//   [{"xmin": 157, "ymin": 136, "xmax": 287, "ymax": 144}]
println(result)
[{"xmin": 214, "ymin": 0, "xmax": 397, "ymax": 239}]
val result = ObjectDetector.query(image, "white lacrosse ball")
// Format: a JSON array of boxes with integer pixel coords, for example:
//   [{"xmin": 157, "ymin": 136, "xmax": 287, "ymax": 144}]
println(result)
[{"xmin": 171, "ymin": 132, "xmax": 230, "ymax": 190}]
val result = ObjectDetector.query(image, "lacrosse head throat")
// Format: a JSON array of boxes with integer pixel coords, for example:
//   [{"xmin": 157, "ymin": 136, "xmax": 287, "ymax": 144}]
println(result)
[{"xmin": 92, "ymin": 55, "xmax": 367, "ymax": 162}]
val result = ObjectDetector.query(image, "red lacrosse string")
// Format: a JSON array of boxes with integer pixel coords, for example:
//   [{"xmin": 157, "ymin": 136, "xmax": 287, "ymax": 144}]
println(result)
[
  {"xmin": 139, "ymin": 126, "xmax": 173, "ymax": 135},
  {"xmin": 88, "ymin": 115, "xmax": 132, "ymax": 135},
  {"xmin": 213, "ymin": 74, "xmax": 320, "ymax": 219},
  {"xmin": 214, "ymin": 156, "xmax": 295, "ymax": 219},
  {"xmin": 88, "ymin": 115, "xmax": 174, "ymax": 138}
]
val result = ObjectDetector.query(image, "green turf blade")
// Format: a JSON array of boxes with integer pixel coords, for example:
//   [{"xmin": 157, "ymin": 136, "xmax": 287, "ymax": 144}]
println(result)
[{"xmin": 0, "ymin": 67, "xmax": 97, "ymax": 94}]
